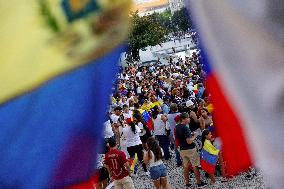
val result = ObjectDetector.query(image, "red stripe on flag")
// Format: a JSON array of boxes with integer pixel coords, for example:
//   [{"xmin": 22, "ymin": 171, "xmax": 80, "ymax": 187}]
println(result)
[
  {"xmin": 207, "ymin": 74, "xmax": 252, "ymax": 175},
  {"xmin": 200, "ymin": 159, "xmax": 215, "ymax": 174},
  {"xmin": 146, "ymin": 120, "xmax": 154, "ymax": 131},
  {"xmin": 65, "ymin": 172, "xmax": 99, "ymax": 189}
]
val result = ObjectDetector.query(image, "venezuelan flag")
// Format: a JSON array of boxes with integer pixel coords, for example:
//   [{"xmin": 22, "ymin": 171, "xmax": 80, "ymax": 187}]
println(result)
[
  {"xmin": 187, "ymin": 0, "xmax": 253, "ymax": 177},
  {"xmin": 200, "ymin": 140, "xmax": 219, "ymax": 174},
  {"xmin": 0, "ymin": 0, "xmax": 131, "ymax": 188},
  {"xmin": 142, "ymin": 110, "xmax": 154, "ymax": 131},
  {"xmin": 130, "ymin": 153, "xmax": 138, "ymax": 173}
]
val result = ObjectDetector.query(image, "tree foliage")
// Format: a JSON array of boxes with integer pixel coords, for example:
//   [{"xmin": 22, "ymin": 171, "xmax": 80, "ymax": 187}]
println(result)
[
  {"xmin": 153, "ymin": 9, "xmax": 174, "ymax": 32},
  {"xmin": 172, "ymin": 7, "xmax": 192, "ymax": 32},
  {"xmin": 126, "ymin": 8, "xmax": 193, "ymax": 62},
  {"xmin": 127, "ymin": 11, "xmax": 169, "ymax": 62}
]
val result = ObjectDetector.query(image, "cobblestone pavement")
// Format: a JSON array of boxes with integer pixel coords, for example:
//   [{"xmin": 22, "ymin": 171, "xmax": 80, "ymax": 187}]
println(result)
[{"xmin": 130, "ymin": 149, "xmax": 265, "ymax": 189}]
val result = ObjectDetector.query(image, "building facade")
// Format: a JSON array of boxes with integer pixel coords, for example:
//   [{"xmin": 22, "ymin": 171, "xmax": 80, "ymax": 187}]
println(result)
[
  {"xmin": 132, "ymin": 0, "xmax": 170, "ymax": 16},
  {"xmin": 169, "ymin": 0, "xmax": 185, "ymax": 13}
]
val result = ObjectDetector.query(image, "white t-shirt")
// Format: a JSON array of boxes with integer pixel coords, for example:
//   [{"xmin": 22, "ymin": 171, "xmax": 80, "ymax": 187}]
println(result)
[
  {"xmin": 121, "ymin": 74, "xmax": 129, "ymax": 80},
  {"xmin": 96, "ymin": 154, "xmax": 105, "ymax": 169},
  {"xmin": 122, "ymin": 126, "xmax": 142, "ymax": 147},
  {"xmin": 110, "ymin": 114, "xmax": 120, "ymax": 124},
  {"xmin": 123, "ymin": 111, "xmax": 132, "ymax": 121},
  {"xmin": 137, "ymin": 86, "xmax": 142, "ymax": 94},
  {"xmin": 136, "ymin": 72, "xmax": 142, "ymax": 80},
  {"xmin": 118, "ymin": 100, "xmax": 128, "ymax": 107},
  {"xmin": 138, "ymin": 122, "xmax": 146, "ymax": 136},
  {"xmin": 104, "ymin": 120, "xmax": 114, "ymax": 139},
  {"xmin": 167, "ymin": 112, "xmax": 180, "ymax": 136},
  {"xmin": 172, "ymin": 73, "xmax": 179, "ymax": 78},
  {"xmin": 153, "ymin": 114, "xmax": 169, "ymax": 136}
]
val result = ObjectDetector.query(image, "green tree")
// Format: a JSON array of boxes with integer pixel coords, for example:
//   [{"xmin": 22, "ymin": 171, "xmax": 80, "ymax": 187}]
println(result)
[
  {"xmin": 127, "ymin": 11, "xmax": 169, "ymax": 62},
  {"xmin": 172, "ymin": 7, "xmax": 192, "ymax": 32},
  {"xmin": 155, "ymin": 9, "xmax": 174, "ymax": 32}
]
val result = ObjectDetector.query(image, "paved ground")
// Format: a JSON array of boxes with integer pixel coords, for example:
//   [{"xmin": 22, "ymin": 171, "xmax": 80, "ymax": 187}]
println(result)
[
  {"xmin": 105, "ymin": 147, "xmax": 265, "ymax": 189},
  {"xmin": 121, "ymin": 38, "xmax": 196, "ymax": 66},
  {"xmin": 130, "ymin": 149, "xmax": 265, "ymax": 189}
]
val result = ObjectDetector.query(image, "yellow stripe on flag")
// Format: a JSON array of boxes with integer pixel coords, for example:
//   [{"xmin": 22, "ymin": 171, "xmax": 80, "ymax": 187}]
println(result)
[
  {"xmin": 131, "ymin": 153, "xmax": 138, "ymax": 171},
  {"xmin": 0, "ymin": 0, "xmax": 131, "ymax": 104}
]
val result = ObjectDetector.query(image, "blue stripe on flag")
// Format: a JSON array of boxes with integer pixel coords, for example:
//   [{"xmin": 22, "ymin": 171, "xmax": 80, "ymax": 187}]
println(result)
[
  {"xmin": 0, "ymin": 45, "xmax": 125, "ymax": 189},
  {"xmin": 142, "ymin": 111, "xmax": 151, "ymax": 122},
  {"xmin": 201, "ymin": 149, "xmax": 218, "ymax": 165},
  {"xmin": 199, "ymin": 44, "xmax": 213, "ymax": 75},
  {"xmin": 184, "ymin": 4, "xmax": 213, "ymax": 75}
]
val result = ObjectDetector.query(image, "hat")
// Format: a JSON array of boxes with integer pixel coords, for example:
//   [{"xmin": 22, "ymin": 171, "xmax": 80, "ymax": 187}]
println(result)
[
  {"xmin": 186, "ymin": 100, "xmax": 194, "ymax": 107},
  {"xmin": 174, "ymin": 114, "xmax": 181, "ymax": 123}
]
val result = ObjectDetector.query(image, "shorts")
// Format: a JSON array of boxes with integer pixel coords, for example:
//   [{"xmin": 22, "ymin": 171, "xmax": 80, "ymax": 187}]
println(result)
[
  {"xmin": 180, "ymin": 148, "xmax": 200, "ymax": 167},
  {"xmin": 114, "ymin": 176, "xmax": 135, "ymax": 189},
  {"xmin": 149, "ymin": 164, "xmax": 167, "ymax": 180}
]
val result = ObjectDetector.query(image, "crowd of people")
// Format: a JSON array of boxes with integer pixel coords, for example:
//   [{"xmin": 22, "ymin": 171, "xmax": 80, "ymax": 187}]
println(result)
[{"xmin": 94, "ymin": 50, "xmax": 231, "ymax": 189}]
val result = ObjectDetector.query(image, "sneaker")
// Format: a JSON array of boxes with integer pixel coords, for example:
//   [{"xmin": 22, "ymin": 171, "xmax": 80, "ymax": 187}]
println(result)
[
  {"xmin": 245, "ymin": 174, "xmax": 253, "ymax": 179},
  {"xmin": 176, "ymin": 163, "xmax": 182, "ymax": 167},
  {"xmin": 130, "ymin": 173, "xmax": 138, "ymax": 178},
  {"xmin": 212, "ymin": 181, "xmax": 222, "ymax": 187},
  {"xmin": 204, "ymin": 172, "xmax": 210, "ymax": 178},
  {"xmin": 197, "ymin": 181, "xmax": 207, "ymax": 188},
  {"xmin": 185, "ymin": 183, "xmax": 192, "ymax": 188},
  {"xmin": 220, "ymin": 177, "xmax": 228, "ymax": 183},
  {"xmin": 142, "ymin": 171, "xmax": 150, "ymax": 176}
]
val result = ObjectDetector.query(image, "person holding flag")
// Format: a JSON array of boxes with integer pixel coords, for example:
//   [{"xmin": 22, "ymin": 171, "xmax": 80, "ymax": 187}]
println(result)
[
  {"xmin": 133, "ymin": 112, "xmax": 152, "ymax": 151},
  {"xmin": 121, "ymin": 121, "xmax": 149, "ymax": 176},
  {"xmin": 200, "ymin": 129, "xmax": 219, "ymax": 183}
]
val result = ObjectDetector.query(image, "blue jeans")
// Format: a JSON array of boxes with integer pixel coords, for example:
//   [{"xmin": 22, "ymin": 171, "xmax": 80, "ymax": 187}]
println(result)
[
  {"xmin": 156, "ymin": 135, "xmax": 171, "ymax": 160},
  {"xmin": 149, "ymin": 164, "xmax": 167, "ymax": 180}
]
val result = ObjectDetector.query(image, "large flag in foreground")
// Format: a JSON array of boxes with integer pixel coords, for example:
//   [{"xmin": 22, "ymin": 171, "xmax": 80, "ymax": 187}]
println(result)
[
  {"xmin": 0, "ymin": 0, "xmax": 131, "ymax": 188},
  {"xmin": 187, "ymin": 1, "xmax": 284, "ymax": 188}
]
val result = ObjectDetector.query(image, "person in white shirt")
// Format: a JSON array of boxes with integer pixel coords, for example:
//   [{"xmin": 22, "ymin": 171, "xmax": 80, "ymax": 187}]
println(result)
[
  {"xmin": 122, "ymin": 104, "xmax": 132, "ymax": 121},
  {"xmin": 152, "ymin": 106, "xmax": 171, "ymax": 160},
  {"xmin": 136, "ymin": 86, "xmax": 142, "ymax": 94},
  {"xmin": 102, "ymin": 120, "xmax": 115, "ymax": 154},
  {"xmin": 104, "ymin": 120, "xmax": 114, "ymax": 139},
  {"xmin": 167, "ymin": 103, "xmax": 182, "ymax": 167},
  {"xmin": 118, "ymin": 96, "xmax": 128, "ymax": 107},
  {"xmin": 110, "ymin": 106, "xmax": 124, "ymax": 146},
  {"xmin": 136, "ymin": 71, "xmax": 143, "ymax": 81},
  {"xmin": 121, "ymin": 121, "xmax": 148, "ymax": 175},
  {"xmin": 133, "ymin": 112, "xmax": 151, "ymax": 150}
]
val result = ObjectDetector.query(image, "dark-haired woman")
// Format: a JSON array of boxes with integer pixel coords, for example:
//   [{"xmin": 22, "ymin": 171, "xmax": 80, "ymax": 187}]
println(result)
[
  {"xmin": 121, "ymin": 121, "xmax": 148, "ymax": 175},
  {"xmin": 201, "ymin": 130, "xmax": 219, "ymax": 183},
  {"xmin": 133, "ymin": 112, "xmax": 151, "ymax": 150},
  {"xmin": 199, "ymin": 108, "xmax": 212, "ymax": 130},
  {"xmin": 152, "ymin": 106, "xmax": 171, "ymax": 160},
  {"xmin": 144, "ymin": 137, "xmax": 170, "ymax": 189}
]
